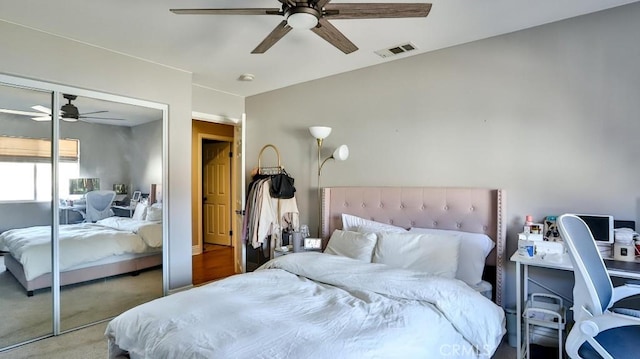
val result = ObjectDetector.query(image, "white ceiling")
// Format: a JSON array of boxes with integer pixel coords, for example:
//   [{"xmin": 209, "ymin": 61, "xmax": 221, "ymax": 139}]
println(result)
[{"xmin": 1, "ymin": 0, "xmax": 638, "ymax": 97}]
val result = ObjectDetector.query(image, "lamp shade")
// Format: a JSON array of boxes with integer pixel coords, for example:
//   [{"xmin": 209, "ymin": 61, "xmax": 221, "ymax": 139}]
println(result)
[
  {"xmin": 333, "ymin": 145, "xmax": 349, "ymax": 161},
  {"xmin": 309, "ymin": 126, "xmax": 332, "ymax": 140},
  {"xmin": 287, "ymin": 12, "xmax": 318, "ymax": 29}
]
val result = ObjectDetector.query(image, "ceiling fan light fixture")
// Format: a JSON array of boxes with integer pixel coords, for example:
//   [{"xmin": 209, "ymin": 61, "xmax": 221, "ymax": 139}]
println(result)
[{"xmin": 286, "ymin": 10, "xmax": 318, "ymax": 30}]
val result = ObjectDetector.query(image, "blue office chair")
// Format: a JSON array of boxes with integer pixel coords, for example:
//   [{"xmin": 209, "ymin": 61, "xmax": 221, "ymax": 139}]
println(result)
[
  {"xmin": 84, "ymin": 190, "xmax": 116, "ymax": 222},
  {"xmin": 557, "ymin": 214, "xmax": 640, "ymax": 359}
]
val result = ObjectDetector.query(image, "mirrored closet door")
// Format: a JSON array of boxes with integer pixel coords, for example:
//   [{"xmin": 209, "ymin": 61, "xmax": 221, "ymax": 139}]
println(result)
[
  {"xmin": 57, "ymin": 93, "xmax": 165, "ymax": 331},
  {"xmin": 0, "ymin": 83, "xmax": 54, "ymax": 349},
  {"xmin": 0, "ymin": 74, "xmax": 168, "ymax": 351}
]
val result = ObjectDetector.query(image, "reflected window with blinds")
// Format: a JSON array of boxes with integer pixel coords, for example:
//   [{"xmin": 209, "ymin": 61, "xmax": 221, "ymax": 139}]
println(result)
[{"xmin": 0, "ymin": 136, "xmax": 79, "ymax": 202}]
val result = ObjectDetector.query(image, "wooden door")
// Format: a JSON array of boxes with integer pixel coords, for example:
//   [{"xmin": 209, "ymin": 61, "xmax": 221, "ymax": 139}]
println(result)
[{"xmin": 203, "ymin": 141, "xmax": 231, "ymax": 246}]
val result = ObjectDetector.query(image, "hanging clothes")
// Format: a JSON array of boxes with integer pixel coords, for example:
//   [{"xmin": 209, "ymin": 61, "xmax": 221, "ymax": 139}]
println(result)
[
  {"xmin": 243, "ymin": 174, "xmax": 299, "ymax": 258},
  {"xmin": 243, "ymin": 144, "xmax": 299, "ymax": 260},
  {"xmin": 254, "ymin": 177, "xmax": 299, "ymax": 251}
]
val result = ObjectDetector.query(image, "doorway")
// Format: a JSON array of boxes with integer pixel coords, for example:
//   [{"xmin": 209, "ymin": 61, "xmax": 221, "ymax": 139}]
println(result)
[
  {"xmin": 203, "ymin": 140, "xmax": 232, "ymax": 248},
  {"xmin": 191, "ymin": 119, "xmax": 240, "ymax": 285}
]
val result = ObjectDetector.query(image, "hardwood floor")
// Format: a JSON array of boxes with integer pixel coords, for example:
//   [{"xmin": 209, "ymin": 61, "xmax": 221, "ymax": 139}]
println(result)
[{"xmin": 192, "ymin": 244, "xmax": 236, "ymax": 285}]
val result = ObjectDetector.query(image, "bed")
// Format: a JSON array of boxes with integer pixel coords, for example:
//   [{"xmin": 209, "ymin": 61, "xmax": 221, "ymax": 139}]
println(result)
[
  {"xmin": 105, "ymin": 186, "xmax": 506, "ymax": 358},
  {"xmin": 0, "ymin": 207, "xmax": 163, "ymax": 296}
]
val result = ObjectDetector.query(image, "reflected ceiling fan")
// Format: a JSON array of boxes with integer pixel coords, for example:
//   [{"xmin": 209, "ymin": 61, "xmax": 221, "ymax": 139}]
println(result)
[
  {"xmin": 170, "ymin": 1, "xmax": 432, "ymax": 54},
  {"xmin": 0, "ymin": 94, "xmax": 125, "ymax": 122}
]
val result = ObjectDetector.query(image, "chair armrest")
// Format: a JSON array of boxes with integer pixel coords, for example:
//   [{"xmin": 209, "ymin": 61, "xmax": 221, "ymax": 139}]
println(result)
[
  {"xmin": 612, "ymin": 283, "xmax": 640, "ymax": 303},
  {"xmin": 582, "ymin": 311, "xmax": 640, "ymax": 336}
]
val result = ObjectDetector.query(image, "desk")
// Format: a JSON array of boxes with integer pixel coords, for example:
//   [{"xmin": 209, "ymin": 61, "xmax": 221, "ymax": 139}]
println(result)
[
  {"xmin": 59, "ymin": 205, "xmax": 86, "ymax": 224},
  {"xmin": 511, "ymin": 252, "xmax": 640, "ymax": 359},
  {"xmin": 112, "ymin": 205, "xmax": 135, "ymax": 218}
]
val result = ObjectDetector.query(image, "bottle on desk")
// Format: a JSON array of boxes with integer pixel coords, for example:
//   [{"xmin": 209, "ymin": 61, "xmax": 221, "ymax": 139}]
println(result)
[{"xmin": 519, "ymin": 215, "xmax": 545, "ymax": 257}]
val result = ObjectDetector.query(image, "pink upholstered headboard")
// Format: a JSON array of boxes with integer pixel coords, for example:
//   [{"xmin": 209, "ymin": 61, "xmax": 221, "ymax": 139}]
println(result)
[{"xmin": 321, "ymin": 187, "xmax": 506, "ymax": 305}]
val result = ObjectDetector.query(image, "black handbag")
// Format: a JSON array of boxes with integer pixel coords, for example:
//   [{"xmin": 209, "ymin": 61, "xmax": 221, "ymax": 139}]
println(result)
[{"xmin": 270, "ymin": 169, "xmax": 296, "ymax": 199}]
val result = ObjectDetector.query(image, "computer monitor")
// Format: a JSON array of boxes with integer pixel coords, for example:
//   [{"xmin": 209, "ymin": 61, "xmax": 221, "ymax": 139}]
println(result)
[{"xmin": 576, "ymin": 214, "xmax": 614, "ymax": 244}]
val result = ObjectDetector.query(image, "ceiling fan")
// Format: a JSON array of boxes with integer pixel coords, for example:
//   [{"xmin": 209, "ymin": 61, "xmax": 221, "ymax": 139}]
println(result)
[
  {"xmin": 170, "ymin": 1, "xmax": 432, "ymax": 54},
  {"xmin": 0, "ymin": 94, "xmax": 125, "ymax": 122}
]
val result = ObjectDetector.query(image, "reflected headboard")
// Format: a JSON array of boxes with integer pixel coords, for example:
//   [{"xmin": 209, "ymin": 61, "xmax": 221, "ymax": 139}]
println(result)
[{"xmin": 321, "ymin": 187, "xmax": 506, "ymax": 306}]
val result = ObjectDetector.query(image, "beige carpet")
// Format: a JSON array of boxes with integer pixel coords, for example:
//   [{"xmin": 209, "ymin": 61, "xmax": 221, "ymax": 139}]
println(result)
[
  {"xmin": 0, "ymin": 254, "xmax": 162, "ymax": 350},
  {"xmin": 0, "ymin": 322, "xmax": 108, "ymax": 359},
  {"xmin": 0, "ymin": 321, "xmax": 517, "ymax": 359}
]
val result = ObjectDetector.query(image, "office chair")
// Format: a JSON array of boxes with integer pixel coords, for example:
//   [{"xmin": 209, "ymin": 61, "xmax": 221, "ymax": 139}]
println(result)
[
  {"xmin": 557, "ymin": 214, "xmax": 640, "ymax": 359},
  {"xmin": 84, "ymin": 190, "xmax": 116, "ymax": 222}
]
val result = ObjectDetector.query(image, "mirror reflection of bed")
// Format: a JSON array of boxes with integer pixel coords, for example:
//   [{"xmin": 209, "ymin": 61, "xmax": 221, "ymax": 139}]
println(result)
[{"xmin": 0, "ymin": 85, "xmax": 165, "ymax": 349}]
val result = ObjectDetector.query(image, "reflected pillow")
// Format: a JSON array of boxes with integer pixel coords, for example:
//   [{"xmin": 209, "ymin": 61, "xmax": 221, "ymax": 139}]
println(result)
[
  {"xmin": 324, "ymin": 229, "xmax": 377, "ymax": 262},
  {"xmin": 341, "ymin": 213, "xmax": 406, "ymax": 233},
  {"xmin": 408, "ymin": 227, "xmax": 495, "ymax": 286},
  {"xmin": 146, "ymin": 206, "xmax": 162, "ymax": 222},
  {"xmin": 132, "ymin": 202, "xmax": 147, "ymax": 221},
  {"xmin": 372, "ymin": 232, "xmax": 460, "ymax": 279}
]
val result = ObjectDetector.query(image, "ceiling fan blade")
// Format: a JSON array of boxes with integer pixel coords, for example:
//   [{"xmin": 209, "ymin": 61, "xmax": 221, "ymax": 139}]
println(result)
[
  {"xmin": 251, "ymin": 20, "xmax": 292, "ymax": 54},
  {"xmin": 311, "ymin": 18, "xmax": 358, "ymax": 54},
  {"xmin": 79, "ymin": 110, "xmax": 108, "ymax": 116},
  {"xmin": 31, "ymin": 105, "xmax": 52, "ymax": 114},
  {"xmin": 324, "ymin": 3, "xmax": 432, "ymax": 19},
  {"xmin": 170, "ymin": 8, "xmax": 281, "ymax": 16},
  {"xmin": 0, "ymin": 109, "xmax": 49, "ymax": 117},
  {"xmin": 79, "ymin": 116, "xmax": 125, "ymax": 121},
  {"xmin": 31, "ymin": 116, "xmax": 51, "ymax": 122}
]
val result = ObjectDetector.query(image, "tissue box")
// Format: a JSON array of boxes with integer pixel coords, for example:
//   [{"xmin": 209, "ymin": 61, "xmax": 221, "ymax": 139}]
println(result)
[
  {"xmin": 535, "ymin": 241, "xmax": 566, "ymax": 255},
  {"xmin": 518, "ymin": 232, "xmax": 544, "ymax": 242}
]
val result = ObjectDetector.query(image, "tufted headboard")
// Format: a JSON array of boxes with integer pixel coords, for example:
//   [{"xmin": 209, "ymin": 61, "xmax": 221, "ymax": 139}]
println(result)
[{"xmin": 321, "ymin": 187, "xmax": 506, "ymax": 305}]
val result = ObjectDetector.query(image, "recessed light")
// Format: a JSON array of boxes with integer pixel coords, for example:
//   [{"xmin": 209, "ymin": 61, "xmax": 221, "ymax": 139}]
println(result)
[{"xmin": 238, "ymin": 73, "xmax": 255, "ymax": 82}]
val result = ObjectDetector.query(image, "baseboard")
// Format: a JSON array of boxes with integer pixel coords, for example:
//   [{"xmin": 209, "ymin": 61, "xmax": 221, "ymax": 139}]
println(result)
[
  {"xmin": 168, "ymin": 284, "xmax": 193, "ymax": 295},
  {"xmin": 192, "ymin": 244, "xmax": 202, "ymax": 255}
]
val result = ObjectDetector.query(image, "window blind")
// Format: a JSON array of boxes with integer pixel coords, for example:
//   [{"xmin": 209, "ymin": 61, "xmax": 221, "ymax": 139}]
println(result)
[{"xmin": 0, "ymin": 136, "xmax": 79, "ymax": 162}]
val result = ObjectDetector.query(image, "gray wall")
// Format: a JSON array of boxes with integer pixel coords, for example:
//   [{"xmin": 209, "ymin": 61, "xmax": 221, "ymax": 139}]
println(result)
[
  {"xmin": 246, "ymin": 3, "xmax": 640, "ymax": 307},
  {"xmin": 130, "ymin": 120, "xmax": 163, "ymax": 194}
]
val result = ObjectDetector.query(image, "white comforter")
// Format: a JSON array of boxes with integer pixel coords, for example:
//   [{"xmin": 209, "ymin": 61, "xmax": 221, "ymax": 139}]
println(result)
[
  {"xmin": 0, "ymin": 221, "xmax": 153, "ymax": 280},
  {"xmin": 96, "ymin": 217, "xmax": 163, "ymax": 248},
  {"xmin": 106, "ymin": 252, "xmax": 505, "ymax": 359}
]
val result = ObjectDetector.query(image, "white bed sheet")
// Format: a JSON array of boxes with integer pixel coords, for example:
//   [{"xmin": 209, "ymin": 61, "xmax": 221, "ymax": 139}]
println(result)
[
  {"xmin": 106, "ymin": 252, "xmax": 505, "ymax": 359},
  {"xmin": 0, "ymin": 220, "xmax": 154, "ymax": 281}
]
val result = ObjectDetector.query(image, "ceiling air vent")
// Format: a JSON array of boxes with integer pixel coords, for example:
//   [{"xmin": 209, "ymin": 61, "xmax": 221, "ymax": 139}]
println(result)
[{"xmin": 375, "ymin": 42, "xmax": 417, "ymax": 58}]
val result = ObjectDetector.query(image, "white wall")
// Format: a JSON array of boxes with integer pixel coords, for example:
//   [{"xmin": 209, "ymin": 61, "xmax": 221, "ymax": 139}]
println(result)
[
  {"xmin": 246, "ymin": 3, "xmax": 640, "ymax": 307},
  {"xmin": 192, "ymin": 84, "xmax": 244, "ymax": 119}
]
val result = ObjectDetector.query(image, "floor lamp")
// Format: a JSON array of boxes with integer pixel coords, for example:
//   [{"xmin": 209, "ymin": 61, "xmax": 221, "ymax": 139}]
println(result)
[{"xmin": 309, "ymin": 126, "xmax": 349, "ymax": 237}]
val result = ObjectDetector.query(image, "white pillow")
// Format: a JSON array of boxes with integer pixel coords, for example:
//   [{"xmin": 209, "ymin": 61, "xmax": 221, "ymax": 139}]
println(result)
[
  {"xmin": 324, "ymin": 229, "xmax": 378, "ymax": 262},
  {"xmin": 408, "ymin": 227, "xmax": 495, "ymax": 286},
  {"xmin": 372, "ymin": 232, "xmax": 460, "ymax": 278},
  {"xmin": 341, "ymin": 213, "xmax": 406, "ymax": 233},
  {"xmin": 132, "ymin": 202, "xmax": 147, "ymax": 221},
  {"xmin": 145, "ymin": 206, "xmax": 162, "ymax": 222}
]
